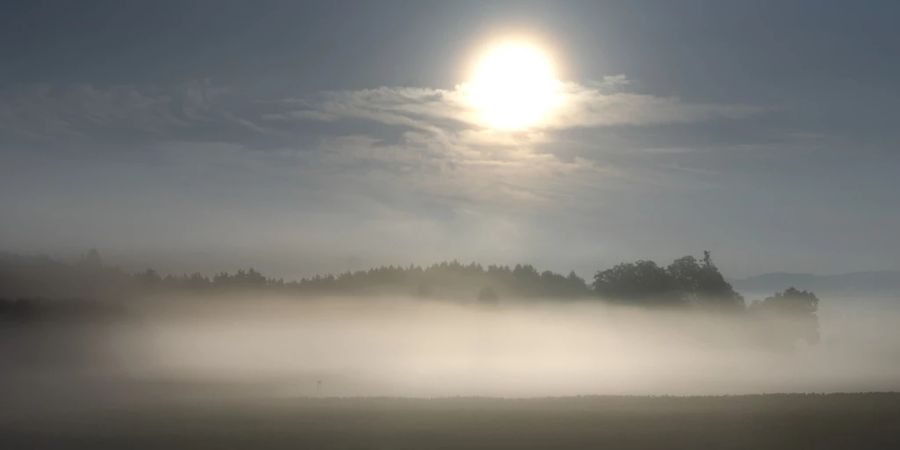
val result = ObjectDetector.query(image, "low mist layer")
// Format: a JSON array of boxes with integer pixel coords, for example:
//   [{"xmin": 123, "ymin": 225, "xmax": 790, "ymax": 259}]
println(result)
[
  {"xmin": 3, "ymin": 250, "xmax": 899, "ymax": 416},
  {"xmin": 3, "ymin": 293, "xmax": 900, "ymax": 408}
]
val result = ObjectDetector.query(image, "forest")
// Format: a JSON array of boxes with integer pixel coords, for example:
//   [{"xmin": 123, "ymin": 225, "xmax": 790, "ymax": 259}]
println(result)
[{"xmin": 1, "ymin": 249, "xmax": 820, "ymax": 345}]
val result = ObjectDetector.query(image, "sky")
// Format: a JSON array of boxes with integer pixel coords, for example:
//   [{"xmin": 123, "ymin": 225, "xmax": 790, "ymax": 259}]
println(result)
[{"xmin": 1, "ymin": 0, "xmax": 899, "ymax": 279}]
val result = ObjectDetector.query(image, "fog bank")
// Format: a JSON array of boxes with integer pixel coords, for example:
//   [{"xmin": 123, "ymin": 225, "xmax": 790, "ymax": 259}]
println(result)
[{"xmin": 3, "ymin": 294, "xmax": 899, "ymax": 409}]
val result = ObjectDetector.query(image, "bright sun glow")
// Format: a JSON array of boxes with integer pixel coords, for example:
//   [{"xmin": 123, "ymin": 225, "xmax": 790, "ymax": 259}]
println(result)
[{"xmin": 466, "ymin": 41, "xmax": 560, "ymax": 129}]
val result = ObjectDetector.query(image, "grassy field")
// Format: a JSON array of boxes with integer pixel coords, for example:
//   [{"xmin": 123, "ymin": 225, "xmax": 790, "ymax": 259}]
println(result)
[{"xmin": 2, "ymin": 393, "xmax": 899, "ymax": 449}]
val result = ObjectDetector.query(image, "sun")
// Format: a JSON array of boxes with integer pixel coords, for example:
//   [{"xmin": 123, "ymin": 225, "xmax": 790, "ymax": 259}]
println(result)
[{"xmin": 466, "ymin": 41, "xmax": 560, "ymax": 129}]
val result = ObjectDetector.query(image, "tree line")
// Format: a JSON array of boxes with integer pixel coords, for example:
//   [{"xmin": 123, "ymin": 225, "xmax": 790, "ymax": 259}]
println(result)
[{"xmin": 1, "ymin": 249, "xmax": 820, "ymax": 343}]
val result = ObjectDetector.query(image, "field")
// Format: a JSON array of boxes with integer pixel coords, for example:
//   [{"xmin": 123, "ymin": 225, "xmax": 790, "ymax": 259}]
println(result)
[{"xmin": 2, "ymin": 393, "xmax": 899, "ymax": 449}]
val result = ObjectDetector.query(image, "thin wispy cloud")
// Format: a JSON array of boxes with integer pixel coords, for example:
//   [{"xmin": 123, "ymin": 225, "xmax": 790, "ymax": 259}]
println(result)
[
  {"xmin": 0, "ymin": 78, "xmax": 758, "ymax": 211},
  {"xmin": 288, "ymin": 76, "xmax": 758, "ymax": 132},
  {"xmin": 0, "ymin": 76, "xmax": 757, "ymax": 150},
  {"xmin": 0, "ymin": 77, "xmax": 765, "ymax": 270}
]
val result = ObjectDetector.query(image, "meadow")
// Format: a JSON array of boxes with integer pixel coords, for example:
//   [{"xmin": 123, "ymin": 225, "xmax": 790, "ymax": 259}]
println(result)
[{"xmin": 3, "ymin": 394, "xmax": 899, "ymax": 449}]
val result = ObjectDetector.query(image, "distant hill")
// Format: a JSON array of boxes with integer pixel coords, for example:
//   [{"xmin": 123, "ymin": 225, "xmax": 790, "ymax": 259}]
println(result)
[{"xmin": 732, "ymin": 271, "xmax": 900, "ymax": 296}]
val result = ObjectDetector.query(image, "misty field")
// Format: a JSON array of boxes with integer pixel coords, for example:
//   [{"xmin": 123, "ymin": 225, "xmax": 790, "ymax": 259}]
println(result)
[
  {"xmin": 4, "ymin": 256, "xmax": 900, "ymax": 449},
  {"xmin": 2, "ymin": 394, "xmax": 899, "ymax": 449}
]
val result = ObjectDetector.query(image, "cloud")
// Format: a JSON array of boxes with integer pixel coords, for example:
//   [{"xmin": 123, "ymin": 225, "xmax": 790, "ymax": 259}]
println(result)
[
  {"xmin": 0, "ymin": 76, "xmax": 756, "ymax": 153},
  {"xmin": 0, "ymin": 81, "xmax": 292, "ymax": 153},
  {"xmin": 549, "ymin": 83, "xmax": 759, "ymax": 128},
  {"xmin": 289, "ymin": 76, "xmax": 758, "ymax": 132},
  {"xmin": 0, "ymin": 77, "xmax": 757, "ymax": 215},
  {"xmin": 257, "ymin": 77, "xmax": 758, "ymax": 209},
  {"xmin": 0, "ymin": 78, "xmax": 784, "ymax": 275}
]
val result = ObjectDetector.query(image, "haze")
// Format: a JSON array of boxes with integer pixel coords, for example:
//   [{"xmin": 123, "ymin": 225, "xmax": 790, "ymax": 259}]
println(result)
[
  {"xmin": 2, "ymin": 2, "xmax": 900, "ymax": 448},
  {"xmin": 2, "ymin": 1, "xmax": 899, "ymax": 279}
]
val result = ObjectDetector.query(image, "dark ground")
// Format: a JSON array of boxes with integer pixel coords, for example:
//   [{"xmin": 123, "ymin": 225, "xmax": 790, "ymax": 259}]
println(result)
[{"xmin": 1, "ymin": 393, "xmax": 899, "ymax": 449}]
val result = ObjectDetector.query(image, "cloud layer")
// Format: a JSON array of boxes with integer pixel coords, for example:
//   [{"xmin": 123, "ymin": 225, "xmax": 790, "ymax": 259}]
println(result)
[{"xmin": 0, "ymin": 77, "xmax": 767, "ymax": 275}]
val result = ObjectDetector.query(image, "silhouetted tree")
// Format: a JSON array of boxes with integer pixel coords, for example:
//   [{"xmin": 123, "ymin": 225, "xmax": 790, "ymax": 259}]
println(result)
[
  {"xmin": 593, "ymin": 260, "xmax": 679, "ymax": 306},
  {"xmin": 667, "ymin": 253, "xmax": 743, "ymax": 310},
  {"xmin": 593, "ymin": 252, "xmax": 743, "ymax": 309},
  {"xmin": 136, "ymin": 269, "xmax": 162, "ymax": 286},
  {"xmin": 750, "ymin": 287, "xmax": 820, "ymax": 344},
  {"xmin": 477, "ymin": 286, "xmax": 499, "ymax": 304}
]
